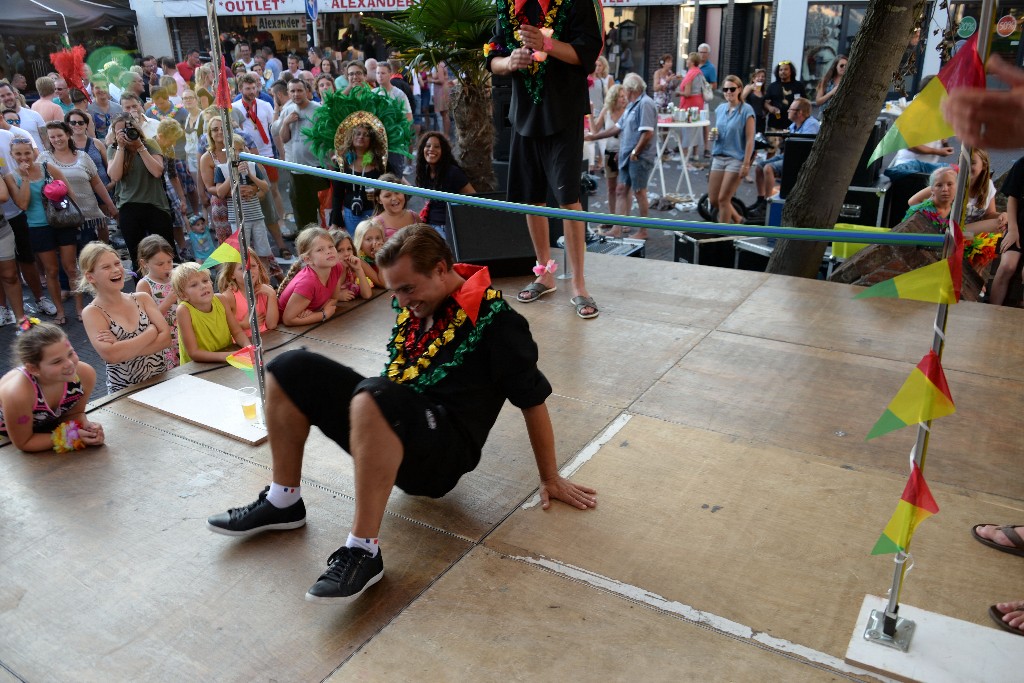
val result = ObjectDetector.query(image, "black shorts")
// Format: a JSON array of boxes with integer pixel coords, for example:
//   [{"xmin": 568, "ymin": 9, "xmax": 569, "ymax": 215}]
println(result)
[
  {"xmin": 9, "ymin": 212, "xmax": 34, "ymax": 264},
  {"xmin": 29, "ymin": 223, "xmax": 79, "ymax": 253},
  {"xmin": 267, "ymin": 349, "xmax": 479, "ymax": 498},
  {"xmin": 507, "ymin": 117, "xmax": 585, "ymax": 206},
  {"xmin": 998, "ymin": 233, "xmax": 1022, "ymax": 254}
]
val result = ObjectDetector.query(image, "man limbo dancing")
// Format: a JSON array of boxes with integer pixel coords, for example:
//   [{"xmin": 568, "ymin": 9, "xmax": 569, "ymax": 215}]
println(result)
[{"xmin": 208, "ymin": 225, "xmax": 597, "ymax": 602}]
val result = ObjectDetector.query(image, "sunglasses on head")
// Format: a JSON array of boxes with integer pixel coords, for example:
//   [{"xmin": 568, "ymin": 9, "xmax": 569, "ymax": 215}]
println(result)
[{"xmin": 721, "ymin": 86, "xmax": 738, "ymax": 93}]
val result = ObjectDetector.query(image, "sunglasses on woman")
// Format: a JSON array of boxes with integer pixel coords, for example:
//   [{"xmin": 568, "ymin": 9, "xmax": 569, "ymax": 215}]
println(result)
[
  {"xmin": 68, "ymin": 119, "xmax": 88, "ymax": 126},
  {"xmin": 721, "ymin": 86, "xmax": 738, "ymax": 93}
]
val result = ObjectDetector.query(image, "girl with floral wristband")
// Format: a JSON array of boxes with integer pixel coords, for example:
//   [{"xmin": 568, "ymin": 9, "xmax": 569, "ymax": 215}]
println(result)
[{"xmin": 0, "ymin": 320, "xmax": 104, "ymax": 453}]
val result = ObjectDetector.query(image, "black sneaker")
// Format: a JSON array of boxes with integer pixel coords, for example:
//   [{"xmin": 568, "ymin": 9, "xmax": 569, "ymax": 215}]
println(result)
[
  {"xmin": 207, "ymin": 486, "xmax": 306, "ymax": 537},
  {"xmin": 305, "ymin": 546, "xmax": 384, "ymax": 603}
]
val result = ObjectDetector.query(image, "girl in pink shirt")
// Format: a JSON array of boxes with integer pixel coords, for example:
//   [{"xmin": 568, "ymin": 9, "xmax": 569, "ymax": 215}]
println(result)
[{"xmin": 277, "ymin": 226, "xmax": 345, "ymax": 326}]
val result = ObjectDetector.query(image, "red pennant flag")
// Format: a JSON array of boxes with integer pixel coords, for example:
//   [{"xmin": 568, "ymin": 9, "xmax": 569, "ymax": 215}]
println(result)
[
  {"xmin": 871, "ymin": 462, "xmax": 940, "ymax": 554},
  {"xmin": 216, "ymin": 55, "xmax": 232, "ymax": 109}
]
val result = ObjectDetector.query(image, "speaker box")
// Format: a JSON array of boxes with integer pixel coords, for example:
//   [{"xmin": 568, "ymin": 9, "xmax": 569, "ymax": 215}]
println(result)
[
  {"xmin": 492, "ymin": 76, "xmax": 513, "ymax": 162},
  {"xmin": 780, "ymin": 137, "xmax": 815, "ymax": 199},
  {"xmin": 851, "ymin": 118, "xmax": 890, "ymax": 186},
  {"xmin": 885, "ymin": 172, "xmax": 931, "ymax": 228},
  {"xmin": 446, "ymin": 191, "xmax": 537, "ymax": 277},
  {"xmin": 838, "ymin": 185, "xmax": 886, "ymax": 227}
]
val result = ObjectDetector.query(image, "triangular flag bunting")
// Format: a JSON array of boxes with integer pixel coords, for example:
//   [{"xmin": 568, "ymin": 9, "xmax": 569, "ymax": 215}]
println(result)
[
  {"xmin": 868, "ymin": 34, "xmax": 985, "ymax": 164},
  {"xmin": 855, "ymin": 259, "xmax": 959, "ymax": 304},
  {"xmin": 199, "ymin": 231, "xmax": 241, "ymax": 270},
  {"xmin": 872, "ymin": 462, "xmax": 939, "ymax": 554},
  {"xmin": 867, "ymin": 350, "xmax": 955, "ymax": 440},
  {"xmin": 226, "ymin": 345, "xmax": 256, "ymax": 381}
]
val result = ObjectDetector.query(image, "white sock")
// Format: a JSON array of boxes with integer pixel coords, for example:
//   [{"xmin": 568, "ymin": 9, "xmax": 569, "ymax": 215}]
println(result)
[
  {"xmin": 346, "ymin": 532, "xmax": 380, "ymax": 557},
  {"xmin": 266, "ymin": 482, "xmax": 301, "ymax": 509}
]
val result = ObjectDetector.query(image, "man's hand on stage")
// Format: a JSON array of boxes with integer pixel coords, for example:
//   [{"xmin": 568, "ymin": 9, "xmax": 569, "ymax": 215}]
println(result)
[{"xmin": 540, "ymin": 476, "xmax": 598, "ymax": 511}]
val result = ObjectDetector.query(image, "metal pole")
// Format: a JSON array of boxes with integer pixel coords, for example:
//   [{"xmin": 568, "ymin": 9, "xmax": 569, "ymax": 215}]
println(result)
[
  {"xmin": 206, "ymin": 0, "xmax": 266, "ymax": 415},
  {"xmin": 876, "ymin": 0, "xmax": 995, "ymax": 644}
]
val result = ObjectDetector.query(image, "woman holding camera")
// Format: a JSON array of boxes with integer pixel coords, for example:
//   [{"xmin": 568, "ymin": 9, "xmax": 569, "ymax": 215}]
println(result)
[
  {"xmin": 329, "ymin": 118, "xmax": 394, "ymax": 235},
  {"xmin": 107, "ymin": 112, "xmax": 174, "ymax": 269}
]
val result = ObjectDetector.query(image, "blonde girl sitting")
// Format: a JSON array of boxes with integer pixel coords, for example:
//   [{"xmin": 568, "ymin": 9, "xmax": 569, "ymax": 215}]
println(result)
[
  {"xmin": 371, "ymin": 173, "xmax": 416, "ymax": 238},
  {"xmin": 352, "ymin": 219, "xmax": 386, "ymax": 288},
  {"xmin": 0, "ymin": 320, "xmax": 104, "ymax": 453},
  {"xmin": 80, "ymin": 242, "xmax": 171, "ymax": 394},
  {"xmin": 277, "ymin": 226, "xmax": 347, "ymax": 327},
  {"xmin": 329, "ymin": 229, "xmax": 374, "ymax": 301},
  {"xmin": 173, "ymin": 262, "xmax": 251, "ymax": 364},
  {"xmin": 219, "ymin": 247, "xmax": 280, "ymax": 333},
  {"xmin": 134, "ymin": 235, "xmax": 180, "ymax": 369}
]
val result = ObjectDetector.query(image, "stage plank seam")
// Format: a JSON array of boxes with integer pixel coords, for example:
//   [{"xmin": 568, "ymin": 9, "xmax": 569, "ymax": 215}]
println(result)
[{"xmin": 505, "ymin": 553, "xmax": 887, "ymax": 683}]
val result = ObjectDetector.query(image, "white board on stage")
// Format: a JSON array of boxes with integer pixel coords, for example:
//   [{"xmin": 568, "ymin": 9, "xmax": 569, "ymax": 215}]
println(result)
[
  {"xmin": 845, "ymin": 594, "xmax": 1024, "ymax": 683},
  {"xmin": 129, "ymin": 374, "xmax": 267, "ymax": 446}
]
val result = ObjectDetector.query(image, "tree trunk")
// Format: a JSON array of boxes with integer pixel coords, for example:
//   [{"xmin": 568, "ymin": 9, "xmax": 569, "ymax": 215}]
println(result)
[
  {"xmin": 765, "ymin": 0, "xmax": 926, "ymax": 278},
  {"xmin": 451, "ymin": 80, "xmax": 497, "ymax": 193}
]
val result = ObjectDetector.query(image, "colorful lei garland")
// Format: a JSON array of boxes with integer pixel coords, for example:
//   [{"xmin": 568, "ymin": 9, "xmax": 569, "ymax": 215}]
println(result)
[
  {"xmin": 147, "ymin": 102, "xmax": 182, "ymax": 121},
  {"xmin": 383, "ymin": 289, "xmax": 507, "ymax": 390},
  {"xmin": 490, "ymin": 0, "xmax": 571, "ymax": 103},
  {"xmin": 52, "ymin": 420, "xmax": 86, "ymax": 453},
  {"xmin": 966, "ymin": 232, "xmax": 1000, "ymax": 269}
]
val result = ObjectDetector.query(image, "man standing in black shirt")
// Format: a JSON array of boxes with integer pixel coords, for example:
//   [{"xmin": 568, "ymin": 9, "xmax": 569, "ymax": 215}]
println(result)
[
  {"xmin": 486, "ymin": 0, "xmax": 603, "ymax": 319},
  {"xmin": 207, "ymin": 225, "xmax": 597, "ymax": 603}
]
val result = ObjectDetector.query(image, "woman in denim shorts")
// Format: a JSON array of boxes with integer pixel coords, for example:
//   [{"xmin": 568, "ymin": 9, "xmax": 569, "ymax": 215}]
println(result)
[{"xmin": 709, "ymin": 74, "xmax": 755, "ymax": 224}]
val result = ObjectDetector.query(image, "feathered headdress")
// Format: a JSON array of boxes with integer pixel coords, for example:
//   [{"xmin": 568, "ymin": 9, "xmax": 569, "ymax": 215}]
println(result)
[
  {"xmin": 302, "ymin": 87, "xmax": 414, "ymax": 168},
  {"xmin": 50, "ymin": 45, "xmax": 90, "ymax": 103}
]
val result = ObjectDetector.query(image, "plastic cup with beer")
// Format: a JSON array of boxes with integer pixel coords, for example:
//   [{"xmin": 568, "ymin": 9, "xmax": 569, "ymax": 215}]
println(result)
[{"xmin": 238, "ymin": 387, "xmax": 258, "ymax": 421}]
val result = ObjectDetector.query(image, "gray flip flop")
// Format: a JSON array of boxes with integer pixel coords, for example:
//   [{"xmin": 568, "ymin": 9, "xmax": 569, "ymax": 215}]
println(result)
[
  {"xmin": 517, "ymin": 282, "xmax": 557, "ymax": 303},
  {"xmin": 570, "ymin": 295, "xmax": 599, "ymax": 319}
]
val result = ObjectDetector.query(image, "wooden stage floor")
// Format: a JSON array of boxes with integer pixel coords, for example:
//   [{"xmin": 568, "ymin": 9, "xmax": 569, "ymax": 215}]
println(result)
[{"xmin": 2, "ymin": 251, "xmax": 1023, "ymax": 681}]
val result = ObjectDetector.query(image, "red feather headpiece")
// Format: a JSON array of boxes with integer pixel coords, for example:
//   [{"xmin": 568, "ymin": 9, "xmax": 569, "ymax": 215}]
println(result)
[{"xmin": 49, "ymin": 45, "xmax": 90, "ymax": 103}]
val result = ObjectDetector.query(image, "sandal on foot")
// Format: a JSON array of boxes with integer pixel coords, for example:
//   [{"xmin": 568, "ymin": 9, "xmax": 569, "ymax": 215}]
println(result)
[
  {"xmin": 570, "ymin": 296, "xmax": 599, "ymax": 319},
  {"xmin": 280, "ymin": 248, "xmax": 293, "ymax": 259},
  {"xmin": 54, "ymin": 314, "xmax": 67, "ymax": 326},
  {"xmin": 517, "ymin": 282, "xmax": 557, "ymax": 303},
  {"xmin": 988, "ymin": 604, "xmax": 1024, "ymax": 636},
  {"xmin": 971, "ymin": 524, "xmax": 1024, "ymax": 557}
]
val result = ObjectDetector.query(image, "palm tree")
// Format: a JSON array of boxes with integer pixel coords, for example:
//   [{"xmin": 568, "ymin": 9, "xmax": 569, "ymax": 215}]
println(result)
[{"xmin": 366, "ymin": 0, "xmax": 497, "ymax": 190}]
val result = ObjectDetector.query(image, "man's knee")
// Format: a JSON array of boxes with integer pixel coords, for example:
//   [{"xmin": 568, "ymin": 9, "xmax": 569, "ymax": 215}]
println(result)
[{"xmin": 265, "ymin": 374, "xmax": 302, "ymax": 421}]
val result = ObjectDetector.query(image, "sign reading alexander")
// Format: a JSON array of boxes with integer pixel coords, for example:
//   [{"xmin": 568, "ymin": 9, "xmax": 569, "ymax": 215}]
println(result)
[{"xmin": 256, "ymin": 14, "xmax": 323, "ymax": 30}]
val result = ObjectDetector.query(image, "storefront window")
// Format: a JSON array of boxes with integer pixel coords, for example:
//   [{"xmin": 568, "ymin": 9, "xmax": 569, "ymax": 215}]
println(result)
[
  {"xmin": 605, "ymin": 9, "xmax": 648, "ymax": 82},
  {"xmin": 737, "ymin": 4, "xmax": 772, "ymax": 79},
  {"xmin": 678, "ymin": 6, "xmax": 696, "ymax": 63},
  {"xmin": 951, "ymin": 3, "xmax": 1024, "ymax": 66},
  {"xmin": 802, "ymin": 4, "xmax": 843, "ymax": 85}
]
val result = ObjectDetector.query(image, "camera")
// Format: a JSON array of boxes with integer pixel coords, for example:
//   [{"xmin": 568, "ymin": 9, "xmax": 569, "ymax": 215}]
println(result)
[
  {"xmin": 124, "ymin": 121, "xmax": 140, "ymax": 141},
  {"xmin": 350, "ymin": 197, "xmax": 363, "ymax": 214}
]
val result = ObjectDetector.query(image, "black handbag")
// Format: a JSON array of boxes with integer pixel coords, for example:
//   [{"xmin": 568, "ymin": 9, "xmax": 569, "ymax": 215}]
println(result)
[{"xmin": 41, "ymin": 161, "xmax": 84, "ymax": 230}]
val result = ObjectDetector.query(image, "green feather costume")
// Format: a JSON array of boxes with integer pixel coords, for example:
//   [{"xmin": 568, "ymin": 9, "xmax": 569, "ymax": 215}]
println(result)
[{"xmin": 302, "ymin": 86, "xmax": 415, "ymax": 167}]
